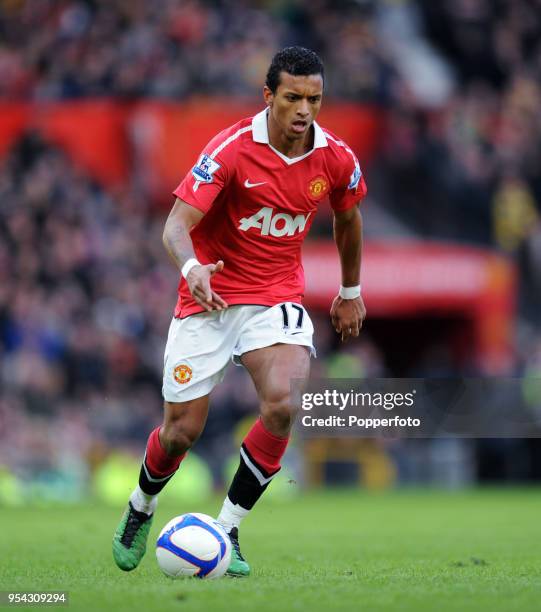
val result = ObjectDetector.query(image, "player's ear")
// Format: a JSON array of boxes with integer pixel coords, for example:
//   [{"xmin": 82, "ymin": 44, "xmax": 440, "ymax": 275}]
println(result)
[{"xmin": 263, "ymin": 85, "xmax": 274, "ymax": 107}]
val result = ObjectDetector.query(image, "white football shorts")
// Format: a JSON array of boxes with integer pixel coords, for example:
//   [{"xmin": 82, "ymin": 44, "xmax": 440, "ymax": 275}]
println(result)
[{"xmin": 162, "ymin": 303, "xmax": 315, "ymax": 403}]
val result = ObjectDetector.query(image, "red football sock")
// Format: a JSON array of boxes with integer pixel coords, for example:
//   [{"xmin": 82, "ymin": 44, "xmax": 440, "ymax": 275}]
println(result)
[
  {"xmin": 242, "ymin": 417, "xmax": 289, "ymax": 475},
  {"xmin": 144, "ymin": 426, "xmax": 185, "ymax": 478}
]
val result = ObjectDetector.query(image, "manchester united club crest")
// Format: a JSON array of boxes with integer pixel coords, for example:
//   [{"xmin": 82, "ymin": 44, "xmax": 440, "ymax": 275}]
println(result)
[
  {"xmin": 308, "ymin": 176, "xmax": 329, "ymax": 199},
  {"xmin": 174, "ymin": 364, "xmax": 193, "ymax": 385}
]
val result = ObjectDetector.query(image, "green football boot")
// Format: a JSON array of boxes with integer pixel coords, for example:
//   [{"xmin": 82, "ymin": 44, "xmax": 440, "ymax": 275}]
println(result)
[
  {"xmin": 226, "ymin": 527, "xmax": 250, "ymax": 577},
  {"xmin": 113, "ymin": 502, "xmax": 154, "ymax": 571}
]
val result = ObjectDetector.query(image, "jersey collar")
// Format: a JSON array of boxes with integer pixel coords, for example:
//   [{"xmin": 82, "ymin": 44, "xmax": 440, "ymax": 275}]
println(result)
[{"xmin": 251, "ymin": 108, "xmax": 328, "ymax": 149}]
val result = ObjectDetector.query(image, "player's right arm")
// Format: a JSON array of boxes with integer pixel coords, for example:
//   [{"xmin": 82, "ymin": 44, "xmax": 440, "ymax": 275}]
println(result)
[
  {"xmin": 163, "ymin": 198, "xmax": 228, "ymax": 312},
  {"xmin": 167, "ymin": 122, "xmax": 245, "ymax": 311}
]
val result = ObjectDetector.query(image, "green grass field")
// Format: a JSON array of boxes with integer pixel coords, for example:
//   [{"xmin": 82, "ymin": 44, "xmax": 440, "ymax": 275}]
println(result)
[{"xmin": 1, "ymin": 489, "xmax": 540, "ymax": 612}]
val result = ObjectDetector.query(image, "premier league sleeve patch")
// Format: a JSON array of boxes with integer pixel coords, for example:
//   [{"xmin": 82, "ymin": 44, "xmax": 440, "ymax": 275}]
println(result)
[
  {"xmin": 348, "ymin": 159, "xmax": 362, "ymax": 191},
  {"xmin": 192, "ymin": 154, "xmax": 221, "ymax": 186}
]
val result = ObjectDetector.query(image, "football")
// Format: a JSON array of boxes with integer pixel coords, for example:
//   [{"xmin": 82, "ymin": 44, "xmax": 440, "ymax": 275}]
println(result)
[{"xmin": 156, "ymin": 513, "xmax": 232, "ymax": 579}]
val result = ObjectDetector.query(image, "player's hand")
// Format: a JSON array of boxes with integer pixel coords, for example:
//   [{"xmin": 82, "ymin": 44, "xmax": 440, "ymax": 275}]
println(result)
[
  {"xmin": 330, "ymin": 295, "xmax": 366, "ymax": 342},
  {"xmin": 186, "ymin": 260, "xmax": 229, "ymax": 312}
]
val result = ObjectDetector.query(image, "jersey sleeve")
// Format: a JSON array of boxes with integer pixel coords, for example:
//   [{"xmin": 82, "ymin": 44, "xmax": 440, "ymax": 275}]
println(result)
[
  {"xmin": 173, "ymin": 130, "xmax": 236, "ymax": 214},
  {"xmin": 329, "ymin": 149, "xmax": 368, "ymax": 212}
]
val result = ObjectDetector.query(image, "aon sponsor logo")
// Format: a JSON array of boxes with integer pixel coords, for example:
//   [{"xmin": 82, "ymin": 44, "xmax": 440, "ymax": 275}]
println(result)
[{"xmin": 238, "ymin": 206, "xmax": 311, "ymax": 237}]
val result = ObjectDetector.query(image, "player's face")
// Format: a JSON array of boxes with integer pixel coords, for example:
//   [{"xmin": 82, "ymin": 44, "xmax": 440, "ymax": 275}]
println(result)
[{"xmin": 264, "ymin": 71, "xmax": 323, "ymax": 141}]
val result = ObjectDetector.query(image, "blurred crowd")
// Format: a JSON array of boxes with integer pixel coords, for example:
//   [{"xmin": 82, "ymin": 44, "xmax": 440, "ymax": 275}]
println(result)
[
  {"xmin": 376, "ymin": 1, "xmax": 541, "ymax": 276},
  {"xmin": 1, "ymin": 0, "xmax": 541, "ymax": 495},
  {"xmin": 0, "ymin": 134, "xmax": 168, "ymax": 481},
  {"xmin": 0, "ymin": 0, "xmax": 398, "ymax": 101}
]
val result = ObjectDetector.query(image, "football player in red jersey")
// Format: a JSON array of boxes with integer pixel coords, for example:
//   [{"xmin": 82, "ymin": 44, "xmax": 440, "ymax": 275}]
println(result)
[{"xmin": 113, "ymin": 47, "xmax": 367, "ymax": 576}]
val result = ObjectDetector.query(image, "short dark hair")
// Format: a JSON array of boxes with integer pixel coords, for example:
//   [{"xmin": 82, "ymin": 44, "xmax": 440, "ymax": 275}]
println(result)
[{"xmin": 265, "ymin": 47, "xmax": 324, "ymax": 94}]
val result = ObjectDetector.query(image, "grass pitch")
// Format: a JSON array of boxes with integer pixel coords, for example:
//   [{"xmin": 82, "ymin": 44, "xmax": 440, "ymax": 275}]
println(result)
[{"xmin": 0, "ymin": 489, "xmax": 540, "ymax": 612}]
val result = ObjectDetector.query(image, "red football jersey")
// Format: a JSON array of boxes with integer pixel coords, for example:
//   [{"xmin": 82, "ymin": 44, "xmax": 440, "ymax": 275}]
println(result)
[{"xmin": 173, "ymin": 108, "xmax": 367, "ymax": 318}]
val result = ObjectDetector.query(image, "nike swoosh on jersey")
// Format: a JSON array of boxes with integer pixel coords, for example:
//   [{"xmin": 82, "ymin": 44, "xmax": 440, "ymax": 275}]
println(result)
[{"xmin": 244, "ymin": 179, "xmax": 267, "ymax": 189}]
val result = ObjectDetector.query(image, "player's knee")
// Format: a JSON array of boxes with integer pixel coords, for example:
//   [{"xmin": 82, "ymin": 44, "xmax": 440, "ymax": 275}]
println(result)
[
  {"xmin": 261, "ymin": 392, "xmax": 296, "ymax": 435},
  {"xmin": 161, "ymin": 420, "xmax": 202, "ymax": 456}
]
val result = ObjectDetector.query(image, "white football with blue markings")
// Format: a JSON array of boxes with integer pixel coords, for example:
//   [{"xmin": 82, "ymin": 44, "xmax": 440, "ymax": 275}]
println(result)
[{"xmin": 156, "ymin": 513, "xmax": 232, "ymax": 579}]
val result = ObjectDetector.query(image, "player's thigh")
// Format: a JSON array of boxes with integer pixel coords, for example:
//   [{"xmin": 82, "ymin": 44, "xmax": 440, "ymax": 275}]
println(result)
[{"xmin": 240, "ymin": 343, "xmax": 311, "ymax": 406}]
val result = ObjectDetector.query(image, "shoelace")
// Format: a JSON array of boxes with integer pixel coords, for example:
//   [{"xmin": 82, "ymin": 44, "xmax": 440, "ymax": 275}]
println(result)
[
  {"xmin": 230, "ymin": 534, "xmax": 245, "ymax": 561},
  {"xmin": 121, "ymin": 507, "xmax": 148, "ymax": 547}
]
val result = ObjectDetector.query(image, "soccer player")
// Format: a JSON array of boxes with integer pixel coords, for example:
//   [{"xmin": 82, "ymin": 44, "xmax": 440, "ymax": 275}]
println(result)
[{"xmin": 113, "ymin": 46, "xmax": 367, "ymax": 576}]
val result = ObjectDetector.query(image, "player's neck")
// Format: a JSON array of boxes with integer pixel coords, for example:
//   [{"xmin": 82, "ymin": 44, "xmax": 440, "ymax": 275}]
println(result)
[{"xmin": 267, "ymin": 116, "xmax": 314, "ymax": 158}]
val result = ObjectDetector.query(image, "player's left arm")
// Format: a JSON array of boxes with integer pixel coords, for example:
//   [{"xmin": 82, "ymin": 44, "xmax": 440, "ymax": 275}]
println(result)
[{"xmin": 330, "ymin": 204, "xmax": 366, "ymax": 342}]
